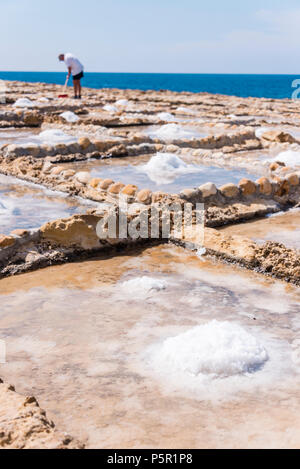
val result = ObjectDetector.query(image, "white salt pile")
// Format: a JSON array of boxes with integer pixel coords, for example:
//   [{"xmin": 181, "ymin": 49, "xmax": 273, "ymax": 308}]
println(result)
[
  {"xmin": 153, "ymin": 321, "xmax": 269, "ymax": 378},
  {"xmin": 59, "ymin": 111, "xmax": 79, "ymax": 123},
  {"xmin": 176, "ymin": 106, "xmax": 197, "ymax": 114},
  {"xmin": 137, "ymin": 152, "xmax": 201, "ymax": 184},
  {"xmin": 120, "ymin": 276, "xmax": 167, "ymax": 296},
  {"xmin": 103, "ymin": 104, "xmax": 117, "ymax": 112},
  {"xmin": 147, "ymin": 123, "xmax": 200, "ymax": 141},
  {"xmin": 271, "ymin": 150, "xmax": 300, "ymax": 167},
  {"xmin": 37, "ymin": 129, "xmax": 77, "ymax": 145},
  {"xmin": 116, "ymin": 99, "xmax": 129, "ymax": 106},
  {"xmin": 157, "ymin": 112, "xmax": 176, "ymax": 121},
  {"xmin": 13, "ymin": 98, "xmax": 34, "ymax": 108},
  {"xmin": 255, "ymin": 127, "xmax": 269, "ymax": 139}
]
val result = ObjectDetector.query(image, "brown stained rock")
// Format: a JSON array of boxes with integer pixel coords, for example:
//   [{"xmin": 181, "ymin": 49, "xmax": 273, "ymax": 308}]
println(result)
[
  {"xmin": 137, "ymin": 189, "xmax": 152, "ymax": 204},
  {"xmin": 0, "ymin": 381, "xmax": 83, "ymax": 449},
  {"xmin": 40, "ymin": 214, "xmax": 102, "ymax": 250},
  {"xmin": 238, "ymin": 178, "xmax": 256, "ymax": 196},
  {"xmin": 122, "ymin": 184, "xmax": 138, "ymax": 197},
  {"xmin": 62, "ymin": 169, "xmax": 76, "ymax": 179},
  {"xmin": 0, "ymin": 236, "xmax": 15, "ymax": 249},
  {"xmin": 94, "ymin": 140, "xmax": 106, "ymax": 152},
  {"xmin": 257, "ymin": 177, "xmax": 273, "ymax": 196},
  {"xmin": 261, "ymin": 130, "xmax": 296, "ymax": 143},
  {"xmin": 89, "ymin": 177, "xmax": 103, "ymax": 189},
  {"xmin": 152, "ymin": 191, "xmax": 168, "ymax": 203},
  {"xmin": 78, "ymin": 137, "xmax": 91, "ymax": 150},
  {"xmin": 220, "ymin": 183, "xmax": 240, "ymax": 199},
  {"xmin": 269, "ymin": 162, "xmax": 280, "ymax": 171},
  {"xmin": 23, "ymin": 111, "xmax": 43, "ymax": 126},
  {"xmin": 204, "ymin": 228, "xmax": 257, "ymax": 263},
  {"xmin": 10, "ymin": 229, "xmax": 29, "ymax": 238},
  {"xmin": 287, "ymin": 173, "xmax": 299, "ymax": 186},
  {"xmin": 275, "ymin": 179, "xmax": 290, "ymax": 197},
  {"xmin": 108, "ymin": 182, "xmax": 126, "ymax": 195},
  {"xmin": 99, "ymin": 179, "xmax": 114, "ymax": 190}
]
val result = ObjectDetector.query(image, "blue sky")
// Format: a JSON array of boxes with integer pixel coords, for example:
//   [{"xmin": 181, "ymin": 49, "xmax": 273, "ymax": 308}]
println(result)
[{"xmin": 1, "ymin": 0, "xmax": 300, "ymax": 73}]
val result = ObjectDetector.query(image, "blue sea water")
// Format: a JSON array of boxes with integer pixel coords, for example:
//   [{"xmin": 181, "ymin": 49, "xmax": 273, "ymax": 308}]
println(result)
[{"xmin": 0, "ymin": 72, "xmax": 299, "ymax": 99}]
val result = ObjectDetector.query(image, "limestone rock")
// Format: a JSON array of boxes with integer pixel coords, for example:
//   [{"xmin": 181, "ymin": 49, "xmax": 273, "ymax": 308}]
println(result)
[
  {"xmin": 199, "ymin": 182, "xmax": 217, "ymax": 198},
  {"xmin": 75, "ymin": 171, "xmax": 91, "ymax": 184},
  {"xmin": 238, "ymin": 178, "xmax": 256, "ymax": 196},
  {"xmin": 220, "ymin": 183, "xmax": 240, "ymax": 199}
]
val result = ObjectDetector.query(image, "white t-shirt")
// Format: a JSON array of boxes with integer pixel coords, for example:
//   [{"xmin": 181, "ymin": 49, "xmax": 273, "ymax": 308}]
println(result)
[{"xmin": 64, "ymin": 53, "xmax": 84, "ymax": 76}]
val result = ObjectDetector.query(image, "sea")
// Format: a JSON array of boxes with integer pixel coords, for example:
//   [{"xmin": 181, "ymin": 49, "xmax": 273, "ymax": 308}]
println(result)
[{"xmin": 0, "ymin": 72, "xmax": 299, "ymax": 100}]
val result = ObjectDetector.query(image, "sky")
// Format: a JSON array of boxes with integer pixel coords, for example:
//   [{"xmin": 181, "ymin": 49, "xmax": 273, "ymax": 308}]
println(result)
[{"xmin": 1, "ymin": 0, "xmax": 300, "ymax": 73}]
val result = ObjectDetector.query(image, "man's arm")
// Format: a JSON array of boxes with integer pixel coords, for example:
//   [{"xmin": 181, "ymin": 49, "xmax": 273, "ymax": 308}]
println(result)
[{"xmin": 67, "ymin": 66, "xmax": 72, "ymax": 79}]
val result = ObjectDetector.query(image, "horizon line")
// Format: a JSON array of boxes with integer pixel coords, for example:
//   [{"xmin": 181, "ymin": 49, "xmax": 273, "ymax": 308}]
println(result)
[{"xmin": 0, "ymin": 71, "xmax": 300, "ymax": 76}]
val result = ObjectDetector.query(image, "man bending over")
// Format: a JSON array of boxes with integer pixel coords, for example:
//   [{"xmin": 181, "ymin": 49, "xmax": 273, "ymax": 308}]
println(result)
[{"xmin": 58, "ymin": 53, "xmax": 84, "ymax": 99}]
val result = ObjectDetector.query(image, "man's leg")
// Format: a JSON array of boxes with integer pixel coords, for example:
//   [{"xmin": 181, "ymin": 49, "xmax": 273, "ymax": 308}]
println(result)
[
  {"xmin": 78, "ymin": 79, "xmax": 82, "ymax": 99},
  {"xmin": 73, "ymin": 79, "xmax": 77, "ymax": 98}
]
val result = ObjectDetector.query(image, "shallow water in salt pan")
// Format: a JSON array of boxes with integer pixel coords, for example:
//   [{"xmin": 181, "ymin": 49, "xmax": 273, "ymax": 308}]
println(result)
[
  {"xmin": 219, "ymin": 209, "xmax": 300, "ymax": 251},
  {"xmin": 0, "ymin": 128, "xmax": 77, "ymax": 147},
  {"xmin": 0, "ymin": 174, "xmax": 94, "ymax": 234},
  {"xmin": 0, "ymin": 128, "xmax": 40, "ymax": 146},
  {"xmin": 0, "ymin": 245, "xmax": 300, "ymax": 448},
  {"xmin": 65, "ymin": 153, "xmax": 255, "ymax": 193}
]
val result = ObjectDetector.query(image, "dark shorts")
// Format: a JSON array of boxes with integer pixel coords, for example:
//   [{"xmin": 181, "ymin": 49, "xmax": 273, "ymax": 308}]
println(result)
[{"xmin": 73, "ymin": 71, "xmax": 84, "ymax": 81}]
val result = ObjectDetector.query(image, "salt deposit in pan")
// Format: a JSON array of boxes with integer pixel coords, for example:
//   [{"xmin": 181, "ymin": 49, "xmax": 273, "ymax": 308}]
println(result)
[
  {"xmin": 37, "ymin": 129, "xmax": 78, "ymax": 145},
  {"xmin": 13, "ymin": 97, "xmax": 34, "ymax": 108},
  {"xmin": 103, "ymin": 104, "xmax": 117, "ymax": 112},
  {"xmin": 59, "ymin": 111, "xmax": 79, "ymax": 123},
  {"xmin": 137, "ymin": 152, "xmax": 201, "ymax": 184},
  {"xmin": 157, "ymin": 112, "xmax": 176, "ymax": 121},
  {"xmin": 176, "ymin": 106, "xmax": 197, "ymax": 114},
  {"xmin": 152, "ymin": 321, "xmax": 269, "ymax": 378},
  {"xmin": 271, "ymin": 150, "xmax": 300, "ymax": 167},
  {"xmin": 116, "ymin": 99, "xmax": 129, "ymax": 106},
  {"xmin": 147, "ymin": 123, "xmax": 201, "ymax": 141},
  {"xmin": 120, "ymin": 276, "xmax": 167, "ymax": 296},
  {"xmin": 255, "ymin": 127, "xmax": 269, "ymax": 139}
]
